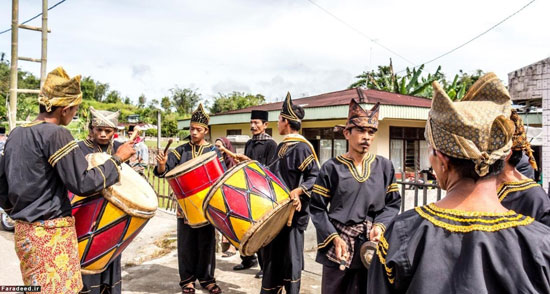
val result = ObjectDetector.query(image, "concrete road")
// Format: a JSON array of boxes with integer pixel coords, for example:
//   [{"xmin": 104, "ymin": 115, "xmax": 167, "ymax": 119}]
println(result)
[{"xmin": 0, "ymin": 229, "xmax": 23, "ymax": 285}]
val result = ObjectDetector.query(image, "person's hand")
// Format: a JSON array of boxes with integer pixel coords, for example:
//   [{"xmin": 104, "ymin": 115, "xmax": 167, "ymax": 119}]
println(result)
[
  {"xmin": 234, "ymin": 154, "xmax": 250, "ymax": 163},
  {"xmin": 332, "ymin": 236, "xmax": 348, "ymax": 261},
  {"xmin": 369, "ymin": 225, "xmax": 383, "ymax": 242},
  {"xmin": 114, "ymin": 141, "xmax": 136, "ymax": 162},
  {"xmin": 155, "ymin": 150, "xmax": 168, "ymax": 174},
  {"xmin": 289, "ymin": 187, "xmax": 303, "ymax": 212}
]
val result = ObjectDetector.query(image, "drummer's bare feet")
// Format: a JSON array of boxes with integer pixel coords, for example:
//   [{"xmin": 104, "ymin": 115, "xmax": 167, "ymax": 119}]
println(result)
[
  {"xmin": 182, "ymin": 283, "xmax": 195, "ymax": 294},
  {"xmin": 205, "ymin": 283, "xmax": 222, "ymax": 294}
]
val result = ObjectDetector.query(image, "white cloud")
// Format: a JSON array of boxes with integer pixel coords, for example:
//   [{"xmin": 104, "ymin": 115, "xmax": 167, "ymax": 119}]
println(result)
[{"xmin": 0, "ymin": 0, "xmax": 548, "ymax": 105}]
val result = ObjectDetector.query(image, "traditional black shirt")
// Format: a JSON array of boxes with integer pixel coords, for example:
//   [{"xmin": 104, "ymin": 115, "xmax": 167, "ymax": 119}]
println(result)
[
  {"xmin": 244, "ymin": 134, "xmax": 277, "ymax": 166},
  {"xmin": 310, "ymin": 154, "xmax": 401, "ymax": 267},
  {"xmin": 498, "ymin": 178, "xmax": 550, "ymax": 226},
  {"xmin": 269, "ymin": 136, "xmax": 320, "ymax": 230},
  {"xmin": 368, "ymin": 203, "xmax": 550, "ymax": 294},
  {"xmin": 0, "ymin": 121, "xmax": 120, "ymax": 222},
  {"xmin": 78, "ymin": 138, "xmax": 122, "ymax": 156}
]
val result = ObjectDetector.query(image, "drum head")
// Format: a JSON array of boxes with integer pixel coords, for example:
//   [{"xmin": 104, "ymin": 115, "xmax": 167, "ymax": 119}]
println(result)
[
  {"xmin": 239, "ymin": 199, "xmax": 293, "ymax": 256},
  {"xmin": 165, "ymin": 151, "xmax": 217, "ymax": 179},
  {"xmin": 87, "ymin": 153, "xmax": 158, "ymax": 218}
]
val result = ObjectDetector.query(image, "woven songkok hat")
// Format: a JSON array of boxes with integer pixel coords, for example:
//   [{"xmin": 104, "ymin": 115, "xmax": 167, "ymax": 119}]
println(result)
[
  {"xmin": 425, "ymin": 72, "xmax": 515, "ymax": 177},
  {"xmin": 280, "ymin": 92, "xmax": 303, "ymax": 122},
  {"xmin": 510, "ymin": 109, "xmax": 538, "ymax": 170},
  {"xmin": 345, "ymin": 99, "xmax": 380, "ymax": 130},
  {"xmin": 38, "ymin": 67, "xmax": 82, "ymax": 112},
  {"xmin": 190, "ymin": 103, "xmax": 209, "ymax": 128},
  {"xmin": 89, "ymin": 107, "xmax": 119, "ymax": 129}
]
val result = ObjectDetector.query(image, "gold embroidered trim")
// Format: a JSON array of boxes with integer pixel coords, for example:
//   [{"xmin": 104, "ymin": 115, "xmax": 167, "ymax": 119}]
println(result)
[
  {"xmin": 317, "ymin": 232, "xmax": 338, "ymax": 249},
  {"xmin": 335, "ymin": 153, "xmax": 375, "ymax": 183},
  {"xmin": 415, "ymin": 206, "xmax": 534, "ymax": 233},
  {"xmin": 22, "ymin": 120, "xmax": 44, "ymax": 127},
  {"xmin": 298, "ymin": 154, "xmax": 315, "ymax": 171},
  {"xmin": 386, "ymin": 183, "xmax": 399, "ymax": 193},
  {"xmin": 497, "ymin": 179, "xmax": 540, "ymax": 201},
  {"xmin": 428, "ymin": 203, "xmax": 516, "ymax": 217},
  {"xmin": 83, "ymin": 139, "xmax": 94, "ymax": 148},
  {"xmin": 373, "ymin": 223, "xmax": 386, "ymax": 233},
  {"xmin": 278, "ymin": 143, "xmax": 293, "ymax": 158},
  {"xmin": 109, "ymin": 158, "xmax": 121, "ymax": 181},
  {"xmin": 424, "ymin": 205, "xmax": 523, "ymax": 224},
  {"xmin": 95, "ymin": 166, "xmax": 106, "ymax": 190},
  {"xmin": 376, "ymin": 234, "xmax": 395, "ymax": 284},
  {"xmin": 49, "ymin": 141, "xmax": 78, "ymax": 167},
  {"xmin": 312, "ymin": 184, "xmax": 330, "ymax": 198},
  {"xmin": 171, "ymin": 149, "xmax": 181, "ymax": 161}
]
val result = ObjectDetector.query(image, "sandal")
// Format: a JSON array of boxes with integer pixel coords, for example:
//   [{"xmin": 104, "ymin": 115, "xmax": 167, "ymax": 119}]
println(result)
[
  {"xmin": 182, "ymin": 283, "xmax": 195, "ymax": 294},
  {"xmin": 222, "ymin": 250, "xmax": 236, "ymax": 258},
  {"xmin": 206, "ymin": 284, "xmax": 222, "ymax": 294}
]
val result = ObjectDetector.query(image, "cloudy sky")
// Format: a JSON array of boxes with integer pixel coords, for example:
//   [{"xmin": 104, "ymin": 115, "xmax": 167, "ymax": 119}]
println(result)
[{"xmin": 0, "ymin": 0, "xmax": 549, "ymax": 105}]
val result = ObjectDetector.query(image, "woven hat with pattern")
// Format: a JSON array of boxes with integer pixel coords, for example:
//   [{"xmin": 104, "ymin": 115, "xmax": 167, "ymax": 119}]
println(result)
[
  {"xmin": 425, "ymin": 72, "xmax": 515, "ymax": 177},
  {"xmin": 345, "ymin": 99, "xmax": 380, "ymax": 130},
  {"xmin": 38, "ymin": 67, "xmax": 82, "ymax": 112},
  {"xmin": 510, "ymin": 109, "xmax": 538, "ymax": 170},
  {"xmin": 89, "ymin": 107, "xmax": 120, "ymax": 129},
  {"xmin": 190, "ymin": 103, "xmax": 210, "ymax": 128}
]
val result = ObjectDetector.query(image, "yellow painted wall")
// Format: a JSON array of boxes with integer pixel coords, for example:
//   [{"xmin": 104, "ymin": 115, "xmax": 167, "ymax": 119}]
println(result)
[{"xmin": 209, "ymin": 118, "xmax": 427, "ymax": 158}]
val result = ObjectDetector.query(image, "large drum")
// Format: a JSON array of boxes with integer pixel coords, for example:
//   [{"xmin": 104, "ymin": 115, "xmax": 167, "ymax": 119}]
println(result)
[
  {"xmin": 203, "ymin": 160, "xmax": 293, "ymax": 256},
  {"xmin": 165, "ymin": 151, "xmax": 224, "ymax": 227},
  {"xmin": 70, "ymin": 153, "xmax": 157, "ymax": 274}
]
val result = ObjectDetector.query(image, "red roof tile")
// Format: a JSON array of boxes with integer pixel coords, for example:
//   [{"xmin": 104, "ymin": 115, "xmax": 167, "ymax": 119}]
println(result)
[{"xmin": 221, "ymin": 88, "xmax": 432, "ymax": 115}]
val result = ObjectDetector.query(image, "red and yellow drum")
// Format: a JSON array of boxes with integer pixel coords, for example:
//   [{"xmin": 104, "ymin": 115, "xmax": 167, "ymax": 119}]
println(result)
[
  {"xmin": 165, "ymin": 151, "xmax": 224, "ymax": 227},
  {"xmin": 70, "ymin": 153, "xmax": 157, "ymax": 274},
  {"xmin": 203, "ymin": 160, "xmax": 293, "ymax": 256}
]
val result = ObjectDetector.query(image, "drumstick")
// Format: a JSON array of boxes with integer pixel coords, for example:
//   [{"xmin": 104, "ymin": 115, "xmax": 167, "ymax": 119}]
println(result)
[
  {"xmin": 129, "ymin": 126, "xmax": 141, "ymax": 143},
  {"xmin": 339, "ymin": 259, "xmax": 347, "ymax": 271},
  {"xmin": 218, "ymin": 145, "xmax": 238, "ymax": 159},
  {"xmin": 287, "ymin": 206, "xmax": 295, "ymax": 227},
  {"xmin": 163, "ymin": 139, "xmax": 173, "ymax": 155}
]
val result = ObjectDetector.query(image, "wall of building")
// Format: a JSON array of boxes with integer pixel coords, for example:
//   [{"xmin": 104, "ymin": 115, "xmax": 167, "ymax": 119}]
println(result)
[
  {"xmin": 209, "ymin": 118, "xmax": 427, "ymax": 159},
  {"xmin": 508, "ymin": 58, "xmax": 550, "ymax": 191}
]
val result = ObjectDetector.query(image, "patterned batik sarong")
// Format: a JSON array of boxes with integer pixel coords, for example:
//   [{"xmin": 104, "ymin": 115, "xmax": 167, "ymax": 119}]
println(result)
[{"xmin": 14, "ymin": 216, "xmax": 83, "ymax": 294}]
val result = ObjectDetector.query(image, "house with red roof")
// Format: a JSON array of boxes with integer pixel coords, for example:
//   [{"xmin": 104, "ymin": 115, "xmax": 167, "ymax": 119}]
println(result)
[{"xmin": 179, "ymin": 88, "xmax": 433, "ymax": 176}]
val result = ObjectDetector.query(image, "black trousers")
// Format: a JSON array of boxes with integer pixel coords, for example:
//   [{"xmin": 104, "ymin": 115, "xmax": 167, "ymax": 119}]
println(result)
[
  {"xmin": 80, "ymin": 255, "xmax": 122, "ymax": 294},
  {"xmin": 177, "ymin": 219, "xmax": 216, "ymax": 289},
  {"xmin": 260, "ymin": 226, "xmax": 304, "ymax": 294},
  {"xmin": 321, "ymin": 265, "xmax": 367, "ymax": 294}
]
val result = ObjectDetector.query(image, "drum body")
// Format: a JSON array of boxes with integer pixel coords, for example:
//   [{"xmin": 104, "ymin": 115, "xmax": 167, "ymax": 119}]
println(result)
[
  {"xmin": 70, "ymin": 153, "xmax": 158, "ymax": 274},
  {"xmin": 165, "ymin": 151, "xmax": 224, "ymax": 227},
  {"xmin": 203, "ymin": 160, "xmax": 293, "ymax": 256}
]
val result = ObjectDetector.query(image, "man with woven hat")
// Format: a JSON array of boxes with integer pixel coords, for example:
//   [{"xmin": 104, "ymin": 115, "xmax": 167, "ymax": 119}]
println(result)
[
  {"xmin": 259, "ymin": 93, "xmax": 320, "ymax": 294},
  {"xmin": 367, "ymin": 73, "xmax": 550, "ymax": 293},
  {"xmin": 310, "ymin": 99, "xmax": 401, "ymax": 294},
  {"xmin": 78, "ymin": 107, "xmax": 124, "ymax": 294},
  {"xmin": 0, "ymin": 67, "xmax": 135, "ymax": 294},
  {"xmin": 496, "ymin": 109, "xmax": 550, "ymax": 226},
  {"xmin": 232, "ymin": 109, "xmax": 277, "ymax": 277},
  {"xmin": 154, "ymin": 103, "xmax": 224, "ymax": 294}
]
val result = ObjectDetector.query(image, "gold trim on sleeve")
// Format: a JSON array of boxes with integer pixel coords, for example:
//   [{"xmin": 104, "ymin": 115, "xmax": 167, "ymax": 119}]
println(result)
[
  {"xmin": 317, "ymin": 232, "xmax": 338, "ymax": 249},
  {"xmin": 48, "ymin": 141, "xmax": 78, "ymax": 167}
]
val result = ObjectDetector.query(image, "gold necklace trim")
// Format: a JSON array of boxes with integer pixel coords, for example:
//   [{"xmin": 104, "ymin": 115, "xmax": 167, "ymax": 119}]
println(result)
[
  {"xmin": 427, "ymin": 203, "xmax": 516, "ymax": 217},
  {"xmin": 336, "ymin": 154, "xmax": 375, "ymax": 183},
  {"xmin": 497, "ymin": 179, "xmax": 540, "ymax": 201}
]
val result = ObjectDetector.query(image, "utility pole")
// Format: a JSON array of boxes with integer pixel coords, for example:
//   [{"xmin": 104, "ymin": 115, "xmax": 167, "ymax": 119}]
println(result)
[
  {"xmin": 8, "ymin": 0, "xmax": 49, "ymax": 131},
  {"xmin": 157, "ymin": 110, "xmax": 161, "ymax": 150}
]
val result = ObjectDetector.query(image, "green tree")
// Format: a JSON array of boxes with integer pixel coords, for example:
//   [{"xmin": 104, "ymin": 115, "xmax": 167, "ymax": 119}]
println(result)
[
  {"xmin": 161, "ymin": 96, "xmax": 172, "ymax": 113},
  {"xmin": 105, "ymin": 90, "xmax": 122, "ymax": 104},
  {"xmin": 209, "ymin": 92, "xmax": 266, "ymax": 114},
  {"xmin": 170, "ymin": 87, "xmax": 201, "ymax": 116},
  {"xmin": 138, "ymin": 94, "xmax": 147, "ymax": 107}
]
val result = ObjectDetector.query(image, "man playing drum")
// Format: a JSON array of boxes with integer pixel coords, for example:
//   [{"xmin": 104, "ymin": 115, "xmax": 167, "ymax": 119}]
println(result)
[
  {"xmin": 233, "ymin": 109, "xmax": 277, "ymax": 278},
  {"xmin": 367, "ymin": 73, "xmax": 550, "ymax": 293},
  {"xmin": 154, "ymin": 104, "xmax": 224, "ymax": 294},
  {"xmin": 260, "ymin": 93, "xmax": 320, "ymax": 294},
  {"xmin": 0, "ymin": 67, "xmax": 135, "ymax": 294},
  {"xmin": 496, "ymin": 109, "xmax": 550, "ymax": 226},
  {"xmin": 310, "ymin": 99, "xmax": 401, "ymax": 294},
  {"xmin": 78, "ymin": 107, "xmax": 124, "ymax": 294}
]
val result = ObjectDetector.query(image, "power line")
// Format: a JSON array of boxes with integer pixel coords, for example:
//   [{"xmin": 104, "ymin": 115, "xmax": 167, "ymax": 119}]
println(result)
[
  {"xmin": 0, "ymin": 0, "xmax": 67, "ymax": 35},
  {"xmin": 396, "ymin": 0, "xmax": 536, "ymax": 73},
  {"xmin": 304, "ymin": 0, "xmax": 416, "ymax": 65}
]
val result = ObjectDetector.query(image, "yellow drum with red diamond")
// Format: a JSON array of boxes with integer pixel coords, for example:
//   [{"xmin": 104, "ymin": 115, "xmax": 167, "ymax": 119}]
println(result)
[
  {"xmin": 203, "ymin": 160, "xmax": 293, "ymax": 256},
  {"xmin": 70, "ymin": 153, "xmax": 157, "ymax": 274}
]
